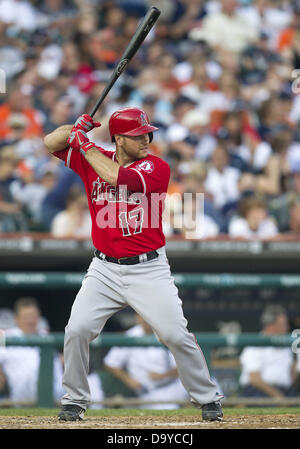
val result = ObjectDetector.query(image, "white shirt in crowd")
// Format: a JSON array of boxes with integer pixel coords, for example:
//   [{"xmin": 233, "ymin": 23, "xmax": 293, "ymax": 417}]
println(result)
[
  {"xmin": 0, "ymin": 0, "xmax": 39, "ymax": 31},
  {"xmin": 189, "ymin": 8, "xmax": 258, "ymax": 53},
  {"xmin": 238, "ymin": 4, "xmax": 291, "ymax": 49},
  {"xmin": 0, "ymin": 327, "xmax": 61, "ymax": 402},
  {"xmin": 184, "ymin": 215, "xmax": 220, "ymax": 240},
  {"xmin": 54, "ymin": 362, "xmax": 104, "ymax": 409},
  {"xmin": 236, "ymin": 142, "xmax": 272, "ymax": 172},
  {"xmin": 296, "ymin": 352, "xmax": 300, "ymax": 374},
  {"xmin": 180, "ymin": 85, "xmax": 227, "ymax": 117},
  {"xmin": 103, "ymin": 324, "xmax": 188, "ymax": 409},
  {"xmin": 239, "ymin": 346, "xmax": 294, "ymax": 388},
  {"xmin": 205, "ymin": 166, "xmax": 240, "ymax": 209},
  {"xmin": 228, "ymin": 216, "xmax": 278, "ymax": 239},
  {"xmin": 10, "ymin": 181, "xmax": 48, "ymax": 223},
  {"xmin": 51, "ymin": 210, "xmax": 92, "ymax": 238},
  {"xmin": 0, "ymin": 327, "xmax": 104, "ymax": 406}
]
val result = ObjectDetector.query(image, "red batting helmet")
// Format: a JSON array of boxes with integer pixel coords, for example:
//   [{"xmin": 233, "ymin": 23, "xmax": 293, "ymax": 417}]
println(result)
[{"xmin": 108, "ymin": 107, "xmax": 158, "ymax": 142}]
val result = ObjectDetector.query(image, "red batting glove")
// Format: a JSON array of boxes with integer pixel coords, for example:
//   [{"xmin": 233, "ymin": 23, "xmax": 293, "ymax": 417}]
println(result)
[
  {"xmin": 74, "ymin": 114, "xmax": 101, "ymax": 132},
  {"xmin": 68, "ymin": 129, "xmax": 95, "ymax": 155}
]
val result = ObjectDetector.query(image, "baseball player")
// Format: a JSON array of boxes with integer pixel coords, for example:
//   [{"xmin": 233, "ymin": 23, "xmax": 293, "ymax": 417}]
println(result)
[{"xmin": 44, "ymin": 108, "xmax": 224, "ymax": 421}]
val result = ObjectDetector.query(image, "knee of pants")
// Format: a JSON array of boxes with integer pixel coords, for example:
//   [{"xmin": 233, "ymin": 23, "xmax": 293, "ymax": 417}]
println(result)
[
  {"xmin": 65, "ymin": 321, "xmax": 95, "ymax": 341},
  {"xmin": 157, "ymin": 329, "xmax": 184, "ymax": 348}
]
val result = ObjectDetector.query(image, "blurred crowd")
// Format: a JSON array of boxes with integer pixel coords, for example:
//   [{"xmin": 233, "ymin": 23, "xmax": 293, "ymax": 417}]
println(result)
[{"xmin": 2, "ymin": 0, "xmax": 300, "ymax": 238}]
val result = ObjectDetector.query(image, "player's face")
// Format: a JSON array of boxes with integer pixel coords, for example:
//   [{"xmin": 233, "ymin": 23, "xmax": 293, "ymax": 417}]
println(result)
[{"xmin": 118, "ymin": 133, "xmax": 150, "ymax": 160}]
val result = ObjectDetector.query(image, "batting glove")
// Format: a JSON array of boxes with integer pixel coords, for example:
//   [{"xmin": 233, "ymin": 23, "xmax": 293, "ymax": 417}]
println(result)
[
  {"xmin": 68, "ymin": 129, "xmax": 95, "ymax": 155},
  {"xmin": 74, "ymin": 114, "xmax": 101, "ymax": 132}
]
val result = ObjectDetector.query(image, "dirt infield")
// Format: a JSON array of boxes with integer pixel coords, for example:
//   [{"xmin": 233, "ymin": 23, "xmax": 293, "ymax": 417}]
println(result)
[{"xmin": 0, "ymin": 414, "xmax": 299, "ymax": 429}]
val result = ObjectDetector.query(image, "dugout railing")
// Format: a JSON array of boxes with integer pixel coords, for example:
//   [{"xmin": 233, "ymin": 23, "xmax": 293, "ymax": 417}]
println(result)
[
  {"xmin": 2, "ymin": 332, "xmax": 299, "ymax": 408},
  {"xmin": 2, "ymin": 272, "xmax": 300, "ymax": 288},
  {"xmin": 0, "ymin": 271, "xmax": 300, "ymax": 289}
]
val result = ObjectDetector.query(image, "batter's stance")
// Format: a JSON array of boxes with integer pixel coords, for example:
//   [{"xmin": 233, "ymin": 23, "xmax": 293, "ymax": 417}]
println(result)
[{"xmin": 44, "ymin": 109, "xmax": 224, "ymax": 421}]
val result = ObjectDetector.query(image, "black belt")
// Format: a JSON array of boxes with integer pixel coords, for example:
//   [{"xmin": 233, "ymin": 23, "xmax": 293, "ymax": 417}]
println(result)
[{"xmin": 94, "ymin": 249, "xmax": 158, "ymax": 265}]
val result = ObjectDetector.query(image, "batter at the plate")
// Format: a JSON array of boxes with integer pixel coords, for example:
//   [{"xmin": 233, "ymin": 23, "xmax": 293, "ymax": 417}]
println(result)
[{"xmin": 44, "ymin": 108, "xmax": 224, "ymax": 422}]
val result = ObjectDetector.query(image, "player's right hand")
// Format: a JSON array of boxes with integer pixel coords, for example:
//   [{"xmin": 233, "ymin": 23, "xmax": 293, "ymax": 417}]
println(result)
[
  {"xmin": 74, "ymin": 114, "xmax": 101, "ymax": 132},
  {"xmin": 68, "ymin": 129, "xmax": 90, "ymax": 151},
  {"xmin": 68, "ymin": 129, "xmax": 96, "ymax": 156}
]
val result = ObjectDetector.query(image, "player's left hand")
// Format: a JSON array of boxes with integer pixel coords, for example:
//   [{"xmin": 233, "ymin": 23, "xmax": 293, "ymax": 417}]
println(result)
[
  {"xmin": 68, "ymin": 129, "xmax": 95, "ymax": 155},
  {"xmin": 74, "ymin": 114, "xmax": 101, "ymax": 132}
]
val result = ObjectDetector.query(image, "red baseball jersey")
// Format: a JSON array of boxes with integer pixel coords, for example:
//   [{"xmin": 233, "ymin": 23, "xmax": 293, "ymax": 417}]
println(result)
[{"xmin": 53, "ymin": 146, "xmax": 170, "ymax": 258}]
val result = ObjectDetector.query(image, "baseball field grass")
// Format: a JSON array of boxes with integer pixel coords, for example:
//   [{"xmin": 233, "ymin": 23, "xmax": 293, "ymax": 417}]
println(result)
[
  {"xmin": 0, "ymin": 407, "xmax": 300, "ymax": 416},
  {"xmin": 0, "ymin": 407, "xmax": 299, "ymax": 429}
]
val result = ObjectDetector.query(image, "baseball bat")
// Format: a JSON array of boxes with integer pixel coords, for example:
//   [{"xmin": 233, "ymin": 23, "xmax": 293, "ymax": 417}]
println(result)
[{"xmin": 90, "ymin": 6, "xmax": 161, "ymax": 118}]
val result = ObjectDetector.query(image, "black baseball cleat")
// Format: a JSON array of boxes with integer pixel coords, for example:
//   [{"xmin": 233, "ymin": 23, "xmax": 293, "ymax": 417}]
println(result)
[
  {"xmin": 202, "ymin": 401, "xmax": 223, "ymax": 421},
  {"xmin": 58, "ymin": 405, "xmax": 85, "ymax": 421}
]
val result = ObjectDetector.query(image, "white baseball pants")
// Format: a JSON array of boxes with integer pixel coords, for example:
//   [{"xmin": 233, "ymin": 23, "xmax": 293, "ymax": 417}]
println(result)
[{"xmin": 61, "ymin": 246, "xmax": 223, "ymax": 409}]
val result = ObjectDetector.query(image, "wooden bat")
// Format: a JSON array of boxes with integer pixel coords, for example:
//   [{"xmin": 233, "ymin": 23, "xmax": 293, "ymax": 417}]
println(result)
[{"xmin": 90, "ymin": 6, "xmax": 161, "ymax": 118}]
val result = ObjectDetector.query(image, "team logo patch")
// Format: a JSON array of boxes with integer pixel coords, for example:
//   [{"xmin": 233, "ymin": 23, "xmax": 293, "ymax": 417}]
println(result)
[
  {"xmin": 137, "ymin": 160, "xmax": 154, "ymax": 174},
  {"xmin": 140, "ymin": 113, "xmax": 148, "ymax": 126}
]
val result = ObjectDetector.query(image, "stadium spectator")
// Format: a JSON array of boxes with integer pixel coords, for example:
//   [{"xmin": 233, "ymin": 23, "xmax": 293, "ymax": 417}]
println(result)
[
  {"xmin": 189, "ymin": 0, "xmax": 258, "ymax": 53},
  {"xmin": 0, "ymin": 146, "xmax": 27, "ymax": 232},
  {"xmin": 177, "ymin": 161, "xmax": 224, "ymax": 238},
  {"xmin": 277, "ymin": 1, "xmax": 300, "ymax": 55},
  {"xmin": 239, "ymin": 0, "xmax": 291, "ymax": 49},
  {"xmin": 165, "ymin": 95, "xmax": 198, "ymax": 146},
  {"xmin": 1, "ymin": 113, "xmax": 29, "ymax": 149},
  {"xmin": 212, "ymin": 111, "xmax": 264, "ymax": 173},
  {"xmin": 10, "ymin": 162, "xmax": 58, "ymax": 230},
  {"xmin": 268, "ymin": 160, "xmax": 300, "ymax": 231},
  {"xmin": 40, "ymin": 167, "xmax": 84, "ymax": 231},
  {"xmin": 180, "ymin": 62, "xmax": 223, "ymax": 119},
  {"xmin": 287, "ymin": 201, "xmax": 300, "ymax": 234},
  {"xmin": 43, "ymin": 96, "xmax": 75, "ymax": 135},
  {"xmin": 164, "ymin": 0, "xmax": 206, "ymax": 41},
  {"xmin": 1, "ymin": 113, "xmax": 45, "ymax": 173},
  {"xmin": 180, "ymin": 109, "xmax": 216, "ymax": 162},
  {"xmin": 54, "ymin": 352, "xmax": 104, "ymax": 410},
  {"xmin": 0, "ymin": 297, "xmax": 103, "ymax": 406},
  {"xmin": 0, "ymin": 297, "xmax": 52, "ymax": 403},
  {"xmin": 0, "ymin": 85, "xmax": 43, "ymax": 140},
  {"xmin": 295, "ymin": 349, "xmax": 300, "ymax": 392},
  {"xmin": 228, "ymin": 194, "xmax": 278, "ymax": 239},
  {"xmin": 209, "ymin": 73, "xmax": 245, "ymax": 134},
  {"xmin": 239, "ymin": 305, "xmax": 298, "ymax": 398},
  {"xmin": 154, "ymin": 53, "xmax": 184, "ymax": 102},
  {"xmin": 51, "ymin": 185, "xmax": 91, "ymax": 238},
  {"xmin": 204, "ymin": 143, "xmax": 241, "ymax": 212},
  {"xmin": 103, "ymin": 313, "xmax": 189, "ymax": 409},
  {"xmin": 0, "ymin": 0, "xmax": 40, "ymax": 32}
]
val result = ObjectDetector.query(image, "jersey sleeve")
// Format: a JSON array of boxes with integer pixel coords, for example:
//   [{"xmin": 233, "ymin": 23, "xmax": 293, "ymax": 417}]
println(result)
[
  {"xmin": 52, "ymin": 146, "xmax": 115, "ymax": 178},
  {"xmin": 117, "ymin": 166, "xmax": 143, "ymax": 192},
  {"xmin": 129, "ymin": 157, "xmax": 171, "ymax": 194},
  {"xmin": 52, "ymin": 147, "xmax": 88, "ymax": 177}
]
